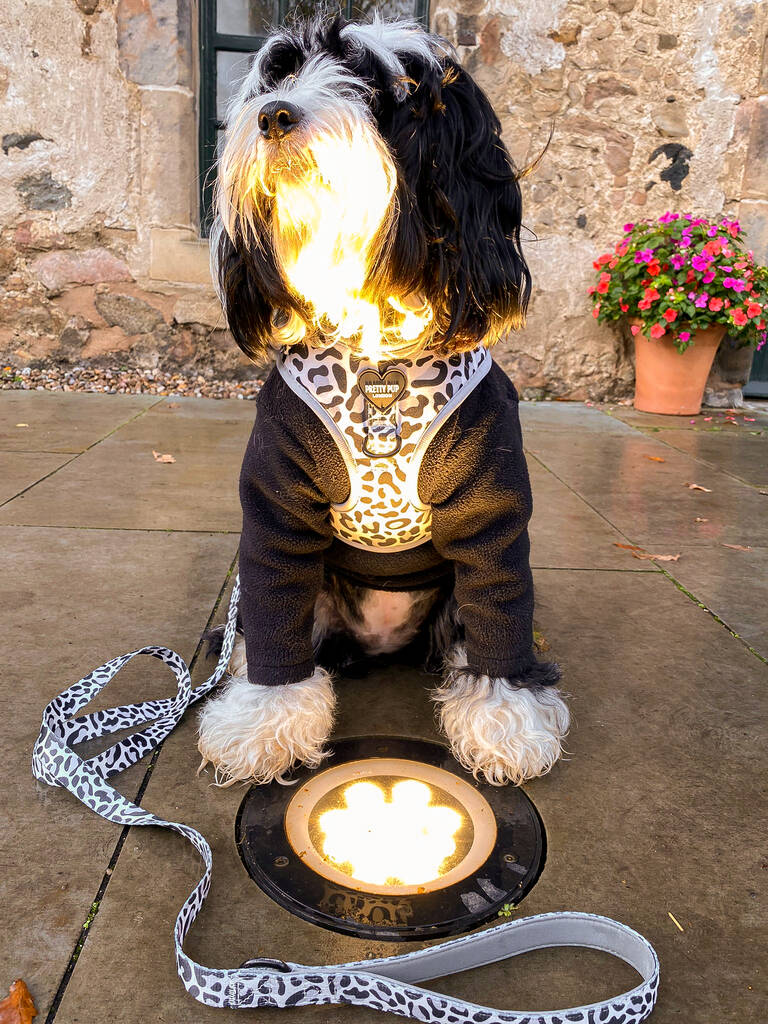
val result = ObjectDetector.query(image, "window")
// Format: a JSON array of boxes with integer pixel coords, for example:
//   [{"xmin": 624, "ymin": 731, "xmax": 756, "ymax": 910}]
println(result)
[{"xmin": 198, "ymin": 0, "xmax": 430, "ymax": 235}]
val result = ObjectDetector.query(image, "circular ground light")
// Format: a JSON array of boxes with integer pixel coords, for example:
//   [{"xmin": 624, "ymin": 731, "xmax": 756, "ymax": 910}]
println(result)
[{"xmin": 235, "ymin": 736, "xmax": 545, "ymax": 941}]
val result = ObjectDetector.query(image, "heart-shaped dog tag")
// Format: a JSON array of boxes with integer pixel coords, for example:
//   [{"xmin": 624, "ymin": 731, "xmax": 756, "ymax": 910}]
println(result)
[{"xmin": 357, "ymin": 368, "xmax": 407, "ymax": 411}]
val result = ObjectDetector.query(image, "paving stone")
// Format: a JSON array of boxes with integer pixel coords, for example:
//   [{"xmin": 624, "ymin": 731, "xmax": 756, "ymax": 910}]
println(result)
[
  {"xmin": 50, "ymin": 570, "xmax": 766, "ymax": 1023},
  {"xmin": 526, "ymin": 431, "xmax": 768, "ymax": 550},
  {"xmin": 660, "ymin": 543, "xmax": 768, "ymax": 654},
  {"xmin": 527, "ymin": 458, "xmax": 647, "ymax": 570},
  {"xmin": 0, "ymin": 526, "xmax": 238, "ymax": 1016},
  {"xmin": 0, "ymin": 391, "xmax": 159, "ymax": 453},
  {"xmin": 642, "ymin": 427, "xmax": 768, "ymax": 490},
  {"xmin": 0, "ymin": 451, "xmax": 72, "ymax": 503},
  {"xmin": 520, "ymin": 400, "xmax": 637, "ymax": 434},
  {"xmin": 0, "ymin": 398, "xmax": 254, "ymax": 532}
]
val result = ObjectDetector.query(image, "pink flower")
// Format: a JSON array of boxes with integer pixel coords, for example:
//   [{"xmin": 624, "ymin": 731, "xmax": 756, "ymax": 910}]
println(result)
[
  {"xmin": 732, "ymin": 308, "xmax": 748, "ymax": 326},
  {"xmin": 670, "ymin": 254, "xmax": 686, "ymax": 270},
  {"xmin": 707, "ymin": 225, "xmax": 718, "ymax": 237},
  {"xmin": 695, "ymin": 293, "xmax": 709, "ymax": 308},
  {"xmin": 630, "ymin": 324, "xmax": 641, "ymax": 335},
  {"xmin": 658, "ymin": 212, "xmax": 679, "ymax": 223},
  {"xmin": 702, "ymin": 271, "xmax": 716, "ymax": 284},
  {"xmin": 650, "ymin": 323, "xmax": 666, "ymax": 339},
  {"xmin": 708, "ymin": 297, "xmax": 723, "ymax": 311},
  {"xmin": 722, "ymin": 276, "xmax": 747, "ymax": 291}
]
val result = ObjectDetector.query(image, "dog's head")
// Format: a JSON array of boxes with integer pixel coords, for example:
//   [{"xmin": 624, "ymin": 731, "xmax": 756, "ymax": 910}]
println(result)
[{"xmin": 213, "ymin": 13, "xmax": 530, "ymax": 363}]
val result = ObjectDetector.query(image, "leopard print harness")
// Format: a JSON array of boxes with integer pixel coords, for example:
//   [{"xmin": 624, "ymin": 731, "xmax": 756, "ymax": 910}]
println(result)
[
  {"xmin": 277, "ymin": 342, "xmax": 492, "ymax": 551},
  {"xmin": 33, "ymin": 577, "xmax": 660, "ymax": 1023}
]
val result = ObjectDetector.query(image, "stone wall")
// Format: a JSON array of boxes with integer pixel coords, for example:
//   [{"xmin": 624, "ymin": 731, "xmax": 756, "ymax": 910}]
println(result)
[
  {"xmin": 1, "ymin": 0, "xmax": 767, "ymax": 397},
  {"xmin": 0, "ymin": 0, "xmax": 248, "ymax": 381},
  {"xmin": 433, "ymin": 0, "xmax": 768, "ymax": 399}
]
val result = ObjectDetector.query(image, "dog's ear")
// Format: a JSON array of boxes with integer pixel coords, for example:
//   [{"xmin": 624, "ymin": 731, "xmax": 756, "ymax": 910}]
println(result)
[
  {"xmin": 409, "ymin": 60, "xmax": 531, "ymax": 351},
  {"xmin": 211, "ymin": 217, "xmax": 279, "ymax": 364}
]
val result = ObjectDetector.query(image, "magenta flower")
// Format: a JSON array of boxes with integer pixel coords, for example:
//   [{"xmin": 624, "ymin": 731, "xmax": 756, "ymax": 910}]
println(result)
[
  {"xmin": 695, "ymin": 293, "xmax": 709, "ymax": 308},
  {"xmin": 702, "ymin": 271, "xmax": 715, "ymax": 284},
  {"xmin": 623, "ymin": 223, "xmax": 634, "ymax": 232},
  {"xmin": 658, "ymin": 212, "xmax": 679, "ymax": 223},
  {"xmin": 707, "ymin": 225, "xmax": 718, "ymax": 237},
  {"xmin": 723, "ymin": 277, "xmax": 747, "ymax": 292},
  {"xmin": 670, "ymin": 254, "xmax": 686, "ymax": 270},
  {"xmin": 691, "ymin": 254, "xmax": 711, "ymax": 271},
  {"xmin": 633, "ymin": 248, "xmax": 654, "ymax": 264},
  {"xmin": 678, "ymin": 331, "xmax": 691, "ymax": 342},
  {"xmin": 688, "ymin": 292, "xmax": 696, "ymax": 301}
]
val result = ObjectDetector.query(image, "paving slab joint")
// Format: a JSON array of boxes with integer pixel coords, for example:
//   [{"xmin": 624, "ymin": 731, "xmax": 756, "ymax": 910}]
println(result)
[{"xmin": 42, "ymin": 548, "xmax": 240, "ymax": 1022}]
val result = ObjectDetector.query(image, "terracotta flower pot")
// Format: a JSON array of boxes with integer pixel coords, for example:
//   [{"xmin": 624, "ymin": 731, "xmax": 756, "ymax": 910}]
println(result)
[{"xmin": 632, "ymin": 321, "xmax": 726, "ymax": 416}]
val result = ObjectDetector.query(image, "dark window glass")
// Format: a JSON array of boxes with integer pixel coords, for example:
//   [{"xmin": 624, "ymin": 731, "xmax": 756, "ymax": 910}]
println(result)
[{"xmin": 199, "ymin": 0, "xmax": 429, "ymax": 235}]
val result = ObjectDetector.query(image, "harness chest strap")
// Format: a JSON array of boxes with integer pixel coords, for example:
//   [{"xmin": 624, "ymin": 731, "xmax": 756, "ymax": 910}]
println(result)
[
  {"xmin": 277, "ymin": 343, "xmax": 492, "ymax": 552},
  {"xmin": 32, "ymin": 575, "xmax": 660, "ymax": 1022}
]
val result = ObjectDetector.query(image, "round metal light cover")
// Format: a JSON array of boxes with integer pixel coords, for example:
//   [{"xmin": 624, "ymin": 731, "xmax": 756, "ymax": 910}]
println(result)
[{"xmin": 235, "ymin": 736, "xmax": 545, "ymax": 941}]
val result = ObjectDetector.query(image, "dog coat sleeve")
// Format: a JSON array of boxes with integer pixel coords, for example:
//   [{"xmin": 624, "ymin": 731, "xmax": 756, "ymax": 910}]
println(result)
[
  {"xmin": 239, "ymin": 374, "xmax": 341, "ymax": 686},
  {"xmin": 424, "ymin": 365, "xmax": 538, "ymax": 681}
]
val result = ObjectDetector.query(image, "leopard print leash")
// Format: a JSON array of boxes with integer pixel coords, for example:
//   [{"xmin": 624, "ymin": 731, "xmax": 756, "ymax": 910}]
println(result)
[{"xmin": 32, "ymin": 575, "xmax": 660, "ymax": 1022}]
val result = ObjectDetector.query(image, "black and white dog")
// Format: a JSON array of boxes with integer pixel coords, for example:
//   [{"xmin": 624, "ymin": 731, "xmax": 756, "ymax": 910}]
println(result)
[{"xmin": 198, "ymin": 13, "xmax": 569, "ymax": 788}]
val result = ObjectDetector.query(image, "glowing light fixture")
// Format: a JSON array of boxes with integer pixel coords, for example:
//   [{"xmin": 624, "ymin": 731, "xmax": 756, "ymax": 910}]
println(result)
[
  {"xmin": 317, "ymin": 778, "xmax": 462, "ymax": 887},
  {"xmin": 236, "ymin": 737, "xmax": 544, "ymax": 940}
]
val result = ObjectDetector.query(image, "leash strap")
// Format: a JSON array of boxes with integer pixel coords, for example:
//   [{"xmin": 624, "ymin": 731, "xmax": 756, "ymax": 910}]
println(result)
[{"xmin": 32, "ymin": 575, "xmax": 660, "ymax": 1023}]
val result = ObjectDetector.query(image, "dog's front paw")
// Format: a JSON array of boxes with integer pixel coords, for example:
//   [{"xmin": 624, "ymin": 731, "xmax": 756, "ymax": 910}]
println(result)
[
  {"xmin": 197, "ymin": 668, "xmax": 335, "ymax": 786},
  {"xmin": 432, "ymin": 647, "xmax": 569, "ymax": 787}
]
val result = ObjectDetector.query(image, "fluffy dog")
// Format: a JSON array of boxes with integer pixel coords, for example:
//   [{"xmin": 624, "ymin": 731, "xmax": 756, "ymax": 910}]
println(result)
[{"xmin": 198, "ymin": 13, "xmax": 569, "ymax": 788}]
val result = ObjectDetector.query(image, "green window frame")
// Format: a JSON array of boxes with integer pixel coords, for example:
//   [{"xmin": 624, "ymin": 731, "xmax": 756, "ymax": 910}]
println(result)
[{"xmin": 198, "ymin": 0, "xmax": 430, "ymax": 236}]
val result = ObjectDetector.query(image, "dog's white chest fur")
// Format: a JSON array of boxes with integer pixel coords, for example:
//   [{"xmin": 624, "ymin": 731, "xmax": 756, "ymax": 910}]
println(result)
[{"xmin": 277, "ymin": 342, "xmax": 491, "ymax": 551}]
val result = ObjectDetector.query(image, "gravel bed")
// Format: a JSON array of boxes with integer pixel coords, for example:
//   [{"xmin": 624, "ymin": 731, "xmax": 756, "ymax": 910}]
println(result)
[{"xmin": 1, "ymin": 364, "xmax": 262, "ymax": 400}]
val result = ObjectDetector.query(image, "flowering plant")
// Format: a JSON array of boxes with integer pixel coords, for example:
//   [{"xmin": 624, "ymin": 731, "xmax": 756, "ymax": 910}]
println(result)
[{"xmin": 588, "ymin": 213, "xmax": 768, "ymax": 353}]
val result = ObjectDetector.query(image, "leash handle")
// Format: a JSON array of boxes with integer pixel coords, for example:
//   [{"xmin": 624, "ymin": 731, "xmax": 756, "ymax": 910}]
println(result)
[{"xmin": 32, "ymin": 576, "xmax": 659, "ymax": 1023}]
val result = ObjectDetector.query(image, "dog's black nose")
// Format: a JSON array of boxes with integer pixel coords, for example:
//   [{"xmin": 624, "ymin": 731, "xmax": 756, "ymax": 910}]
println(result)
[{"xmin": 258, "ymin": 101, "xmax": 303, "ymax": 140}]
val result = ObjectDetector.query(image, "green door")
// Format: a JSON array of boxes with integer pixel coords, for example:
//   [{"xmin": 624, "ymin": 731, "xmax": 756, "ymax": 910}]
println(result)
[{"xmin": 744, "ymin": 344, "xmax": 768, "ymax": 398}]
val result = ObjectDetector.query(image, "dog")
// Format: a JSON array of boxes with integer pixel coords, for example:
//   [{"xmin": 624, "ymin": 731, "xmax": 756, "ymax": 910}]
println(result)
[{"xmin": 198, "ymin": 12, "xmax": 569, "ymax": 789}]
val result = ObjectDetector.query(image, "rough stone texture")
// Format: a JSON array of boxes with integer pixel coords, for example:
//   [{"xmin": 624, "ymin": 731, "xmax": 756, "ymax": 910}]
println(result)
[
  {"xmin": 433, "ymin": 0, "xmax": 768, "ymax": 399},
  {"xmin": 0, "ymin": 0, "xmax": 767, "ymax": 398},
  {"xmin": 31, "ymin": 248, "xmax": 133, "ymax": 291}
]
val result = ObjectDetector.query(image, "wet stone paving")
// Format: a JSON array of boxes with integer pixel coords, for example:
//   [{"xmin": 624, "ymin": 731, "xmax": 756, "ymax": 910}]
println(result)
[{"xmin": 1, "ymin": 391, "xmax": 766, "ymax": 1023}]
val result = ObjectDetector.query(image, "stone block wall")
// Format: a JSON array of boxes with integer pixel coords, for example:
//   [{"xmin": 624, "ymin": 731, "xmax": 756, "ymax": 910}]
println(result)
[
  {"xmin": 1, "ymin": 0, "xmax": 767, "ymax": 397},
  {"xmin": 0, "ymin": 0, "xmax": 250, "ymax": 381},
  {"xmin": 433, "ymin": 0, "xmax": 768, "ymax": 399}
]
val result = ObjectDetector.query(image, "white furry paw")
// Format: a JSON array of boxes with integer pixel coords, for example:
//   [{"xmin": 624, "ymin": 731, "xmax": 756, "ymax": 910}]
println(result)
[
  {"xmin": 432, "ymin": 647, "xmax": 569, "ymax": 787},
  {"xmin": 197, "ymin": 660, "xmax": 335, "ymax": 786}
]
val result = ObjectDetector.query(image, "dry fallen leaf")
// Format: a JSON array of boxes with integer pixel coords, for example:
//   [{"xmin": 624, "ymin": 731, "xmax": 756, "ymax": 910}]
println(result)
[
  {"xmin": 694, "ymin": 517, "xmax": 709, "ymax": 523},
  {"xmin": 722, "ymin": 544, "xmax": 752, "ymax": 552},
  {"xmin": 0, "ymin": 979, "xmax": 37, "ymax": 1024},
  {"xmin": 684, "ymin": 482, "xmax": 712, "ymax": 492},
  {"xmin": 644, "ymin": 455, "xmax": 666, "ymax": 462},
  {"xmin": 633, "ymin": 551, "xmax": 681, "ymax": 562},
  {"xmin": 152, "ymin": 449, "xmax": 176, "ymax": 464},
  {"xmin": 614, "ymin": 543, "xmax": 681, "ymax": 562},
  {"xmin": 533, "ymin": 630, "xmax": 550, "ymax": 653}
]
